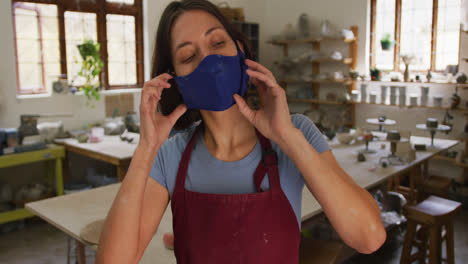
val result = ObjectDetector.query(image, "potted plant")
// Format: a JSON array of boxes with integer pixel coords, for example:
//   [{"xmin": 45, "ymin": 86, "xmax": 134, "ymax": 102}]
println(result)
[
  {"xmin": 77, "ymin": 39, "xmax": 104, "ymax": 106},
  {"xmin": 370, "ymin": 67, "xmax": 381, "ymax": 81},
  {"xmin": 380, "ymin": 34, "xmax": 394, "ymax": 51}
]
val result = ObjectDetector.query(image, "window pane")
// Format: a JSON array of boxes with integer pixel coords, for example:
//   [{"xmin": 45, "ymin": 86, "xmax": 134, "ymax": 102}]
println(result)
[
  {"xmin": 436, "ymin": 0, "xmax": 460, "ymax": 70},
  {"xmin": 13, "ymin": 3, "xmax": 59, "ymax": 93},
  {"xmin": 400, "ymin": 0, "xmax": 433, "ymax": 71},
  {"xmin": 106, "ymin": 0, "xmax": 134, "ymax": 4},
  {"xmin": 107, "ymin": 14, "xmax": 136, "ymax": 85},
  {"xmin": 65, "ymin": 12, "xmax": 98, "ymax": 87},
  {"xmin": 375, "ymin": 0, "xmax": 395, "ymax": 70}
]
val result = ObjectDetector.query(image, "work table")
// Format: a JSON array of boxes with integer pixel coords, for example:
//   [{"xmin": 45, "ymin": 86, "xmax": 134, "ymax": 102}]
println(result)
[{"xmin": 27, "ymin": 135, "xmax": 459, "ymax": 263}]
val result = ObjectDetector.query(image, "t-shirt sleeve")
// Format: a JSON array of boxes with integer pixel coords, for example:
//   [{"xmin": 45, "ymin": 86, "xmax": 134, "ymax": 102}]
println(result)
[
  {"xmin": 149, "ymin": 142, "xmax": 168, "ymax": 190},
  {"xmin": 291, "ymin": 114, "xmax": 330, "ymax": 154}
]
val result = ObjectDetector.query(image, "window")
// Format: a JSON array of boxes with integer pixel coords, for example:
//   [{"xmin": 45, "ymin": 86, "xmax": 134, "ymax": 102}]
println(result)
[
  {"xmin": 370, "ymin": 0, "xmax": 461, "ymax": 72},
  {"xmin": 12, "ymin": 2, "xmax": 60, "ymax": 95},
  {"xmin": 12, "ymin": 0, "xmax": 143, "ymax": 95}
]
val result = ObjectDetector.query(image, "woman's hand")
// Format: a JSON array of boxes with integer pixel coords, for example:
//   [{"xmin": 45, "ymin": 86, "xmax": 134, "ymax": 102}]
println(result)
[
  {"xmin": 233, "ymin": 59, "xmax": 296, "ymax": 144},
  {"xmin": 139, "ymin": 73, "xmax": 187, "ymax": 152}
]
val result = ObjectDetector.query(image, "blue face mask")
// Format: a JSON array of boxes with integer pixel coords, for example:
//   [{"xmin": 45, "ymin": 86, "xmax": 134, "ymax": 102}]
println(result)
[{"xmin": 173, "ymin": 44, "xmax": 249, "ymax": 111}]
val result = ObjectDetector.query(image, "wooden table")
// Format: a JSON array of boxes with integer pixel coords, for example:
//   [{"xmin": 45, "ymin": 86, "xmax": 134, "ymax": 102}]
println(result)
[
  {"xmin": 26, "ymin": 136, "xmax": 459, "ymax": 263},
  {"xmin": 0, "ymin": 145, "xmax": 65, "ymax": 224},
  {"xmin": 54, "ymin": 133, "xmax": 139, "ymax": 182}
]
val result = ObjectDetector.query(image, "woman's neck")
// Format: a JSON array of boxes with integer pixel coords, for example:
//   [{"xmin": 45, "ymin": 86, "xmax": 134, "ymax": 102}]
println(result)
[{"xmin": 200, "ymin": 104, "xmax": 257, "ymax": 162}]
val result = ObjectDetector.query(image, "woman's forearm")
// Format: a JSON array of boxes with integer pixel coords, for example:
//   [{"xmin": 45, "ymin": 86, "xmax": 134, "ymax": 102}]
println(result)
[
  {"xmin": 96, "ymin": 144, "xmax": 160, "ymax": 263},
  {"xmin": 276, "ymin": 128, "xmax": 386, "ymax": 254}
]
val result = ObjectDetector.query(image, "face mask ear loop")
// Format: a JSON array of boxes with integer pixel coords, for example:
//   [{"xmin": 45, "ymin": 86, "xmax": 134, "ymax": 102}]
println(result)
[{"xmin": 231, "ymin": 38, "xmax": 245, "ymax": 97}]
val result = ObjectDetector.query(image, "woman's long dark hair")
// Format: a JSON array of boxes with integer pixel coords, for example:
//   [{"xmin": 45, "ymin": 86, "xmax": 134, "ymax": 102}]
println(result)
[{"xmin": 151, "ymin": 0, "xmax": 253, "ymax": 130}]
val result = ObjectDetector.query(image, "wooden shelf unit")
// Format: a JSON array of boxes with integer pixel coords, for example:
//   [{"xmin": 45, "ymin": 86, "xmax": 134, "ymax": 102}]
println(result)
[
  {"xmin": 351, "ymin": 101, "xmax": 468, "ymax": 113},
  {"xmin": 287, "ymin": 97, "xmax": 348, "ymax": 105},
  {"xmin": 280, "ymin": 79, "xmax": 353, "ymax": 85},
  {"xmin": 269, "ymin": 26, "xmax": 358, "ymax": 127}
]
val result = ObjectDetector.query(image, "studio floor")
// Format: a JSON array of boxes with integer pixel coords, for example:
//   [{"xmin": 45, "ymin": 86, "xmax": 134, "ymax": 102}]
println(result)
[{"xmin": 0, "ymin": 209, "xmax": 467, "ymax": 264}]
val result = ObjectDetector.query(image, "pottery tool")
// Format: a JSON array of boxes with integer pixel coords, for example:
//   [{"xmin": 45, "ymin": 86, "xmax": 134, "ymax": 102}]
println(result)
[
  {"xmin": 416, "ymin": 118, "xmax": 451, "ymax": 148},
  {"xmin": 379, "ymin": 130, "xmax": 407, "ymax": 166}
]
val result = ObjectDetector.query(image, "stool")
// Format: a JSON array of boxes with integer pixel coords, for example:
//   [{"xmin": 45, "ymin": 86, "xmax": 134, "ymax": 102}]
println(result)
[
  {"xmin": 299, "ymin": 237, "xmax": 344, "ymax": 264},
  {"xmin": 400, "ymin": 196, "xmax": 462, "ymax": 264}
]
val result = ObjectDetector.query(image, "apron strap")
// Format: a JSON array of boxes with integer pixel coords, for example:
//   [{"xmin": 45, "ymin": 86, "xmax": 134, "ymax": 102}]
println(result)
[
  {"xmin": 254, "ymin": 130, "xmax": 281, "ymax": 194},
  {"xmin": 174, "ymin": 123, "xmax": 203, "ymax": 196}
]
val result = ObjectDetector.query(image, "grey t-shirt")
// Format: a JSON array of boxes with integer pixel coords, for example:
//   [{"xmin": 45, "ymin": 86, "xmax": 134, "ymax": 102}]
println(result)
[{"xmin": 150, "ymin": 114, "xmax": 330, "ymax": 229}]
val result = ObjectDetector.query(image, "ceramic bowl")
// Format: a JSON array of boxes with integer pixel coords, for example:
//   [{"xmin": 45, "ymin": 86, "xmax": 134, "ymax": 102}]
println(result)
[{"xmin": 336, "ymin": 132, "xmax": 354, "ymax": 144}]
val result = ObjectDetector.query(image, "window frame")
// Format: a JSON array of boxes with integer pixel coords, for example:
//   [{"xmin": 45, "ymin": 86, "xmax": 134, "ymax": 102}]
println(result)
[
  {"xmin": 369, "ymin": 0, "xmax": 461, "ymax": 73},
  {"xmin": 11, "ymin": 0, "xmax": 144, "ymax": 93},
  {"xmin": 12, "ymin": 2, "xmax": 48, "ymax": 95}
]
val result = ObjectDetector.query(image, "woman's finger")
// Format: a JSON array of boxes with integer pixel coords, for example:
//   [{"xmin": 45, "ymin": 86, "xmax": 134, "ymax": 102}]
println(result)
[
  {"xmin": 146, "ymin": 74, "xmax": 172, "ymax": 89},
  {"xmin": 233, "ymin": 94, "xmax": 257, "ymax": 124},
  {"xmin": 167, "ymin": 104, "xmax": 187, "ymax": 125},
  {"xmin": 246, "ymin": 69, "xmax": 279, "ymax": 93},
  {"xmin": 245, "ymin": 59, "xmax": 276, "ymax": 80},
  {"xmin": 140, "ymin": 88, "xmax": 163, "ymax": 114}
]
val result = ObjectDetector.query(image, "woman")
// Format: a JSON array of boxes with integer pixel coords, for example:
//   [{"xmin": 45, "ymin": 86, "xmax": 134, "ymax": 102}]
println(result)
[{"xmin": 96, "ymin": 0, "xmax": 386, "ymax": 263}]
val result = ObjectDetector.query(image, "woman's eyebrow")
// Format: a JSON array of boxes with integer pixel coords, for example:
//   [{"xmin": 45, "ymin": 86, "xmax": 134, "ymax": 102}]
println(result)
[
  {"xmin": 204, "ymin": 26, "xmax": 223, "ymax": 36},
  {"xmin": 175, "ymin": 26, "xmax": 224, "ymax": 53}
]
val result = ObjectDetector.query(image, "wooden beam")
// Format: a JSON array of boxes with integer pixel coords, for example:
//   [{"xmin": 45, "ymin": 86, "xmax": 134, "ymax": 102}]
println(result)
[
  {"xmin": 393, "ymin": 0, "xmax": 402, "ymax": 71},
  {"xmin": 369, "ymin": 0, "xmax": 377, "ymax": 68},
  {"xmin": 97, "ymin": 0, "xmax": 109, "ymax": 89},
  {"xmin": 430, "ymin": 0, "xmax": 438, "ymax": 71},
  {"xmin": 57, "ymin": 4, "xmax": 67, "ymax": 81},
  {"xmin": 135, "ymin": 0, "xmax": 144, "ymax": 86}
]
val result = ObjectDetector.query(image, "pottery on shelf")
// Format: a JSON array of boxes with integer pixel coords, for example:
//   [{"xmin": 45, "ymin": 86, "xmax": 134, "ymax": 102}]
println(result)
[
  {"xmin": 456, "ymin": 72, "xmax": 467, "ymax": 84},
  {"xmin": 297, "ymin": 13, "xmax": 310, "ymax": 38},
  {"xmin": 351, "ymin": 90, "xmax": 359, "ymax": 102}
]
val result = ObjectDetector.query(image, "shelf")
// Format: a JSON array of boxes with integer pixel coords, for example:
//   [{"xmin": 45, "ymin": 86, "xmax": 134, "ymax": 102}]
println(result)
[
  {"xmin": 432, "ymin": 155, "xmax": 468, "ymax": 169},
  {"xmin": 274, "ymin": 58, "xmax": 353, "ymax": 65},
  {"xmin": 0, "ymin": 208, "xmax": 35, "ymax": 225},
  {"xmin": 280, "ymin": 79, "xmax": 353, "ymax": 85},
  {"xmin": 268, "ymin": 37, "xmax": 356, "ymax": 46},
  {"xmin": 358, "ymin": 80, "xmax": 468, "ymax": 88},
  {"xmin": 351, "ymin": 101, "xmax": 468, "ymax": 113},
  {"xmin": 287, "ymin": 97, "xmax": 349, "ymax": 105},
  {"xmin": 306, "ymin": 58, "xmax": 353, "ymax": 64}
]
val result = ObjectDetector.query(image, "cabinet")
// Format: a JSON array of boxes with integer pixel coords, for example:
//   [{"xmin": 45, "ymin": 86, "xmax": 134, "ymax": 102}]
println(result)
[
  {"xmin": 268, "ymin": 26, "xmax": 358, "ymax": 128},
  {"xmin": 0, "ymin": 145, "xmax": 65, "ymax": 224}
]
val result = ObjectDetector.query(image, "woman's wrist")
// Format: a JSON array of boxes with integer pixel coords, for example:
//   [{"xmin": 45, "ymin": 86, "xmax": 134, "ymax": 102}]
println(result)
[
  {"xmin": 135, "ymin": 142, "xmax": 161, "ymax": 162},
  {"xmin": 275, "ymin": 127, "xmax": 304, "ymax": 155}
]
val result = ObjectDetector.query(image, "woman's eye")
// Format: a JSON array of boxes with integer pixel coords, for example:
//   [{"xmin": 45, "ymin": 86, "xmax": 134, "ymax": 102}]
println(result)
[
  {"xmin": 182, "ymin": 55, "xmax": 194, "ymax": 63},
  {"xmin": 214, "ymin": 41, "xmax": 225, "ymax": 47}
]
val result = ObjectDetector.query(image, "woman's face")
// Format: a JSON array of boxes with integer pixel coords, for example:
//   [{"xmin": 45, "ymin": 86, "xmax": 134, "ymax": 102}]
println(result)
[{"xmin": 171, "ymin": 10, "xmax": 237, "ymax": 77}]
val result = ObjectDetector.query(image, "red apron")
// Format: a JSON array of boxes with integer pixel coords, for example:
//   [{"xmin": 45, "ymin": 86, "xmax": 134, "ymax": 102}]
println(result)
[{"xmin": 171, "ymin": 124, "xmax": 301, "ymax": 263}]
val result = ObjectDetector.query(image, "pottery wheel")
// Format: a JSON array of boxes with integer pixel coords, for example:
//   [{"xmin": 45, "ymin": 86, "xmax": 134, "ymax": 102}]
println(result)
[
  {"xmin": 80, "ymin": 219, "xmax": 105, "ymax": 245},
  {"xmin": 366, "ymin": 118, "xmax": 396, "ymax": 126},
  {"xmin": 416, "ymin": 124, "xmax": 451, "ymax": 132}
]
